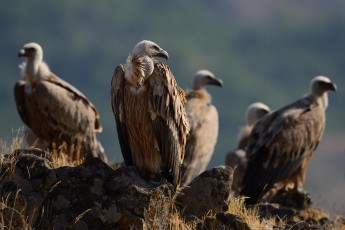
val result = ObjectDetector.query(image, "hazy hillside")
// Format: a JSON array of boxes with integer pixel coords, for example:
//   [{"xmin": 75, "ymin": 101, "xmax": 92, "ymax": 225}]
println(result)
[{"xmin": 0, "ymin": 0, "xmax": 344, "ymax": 213}]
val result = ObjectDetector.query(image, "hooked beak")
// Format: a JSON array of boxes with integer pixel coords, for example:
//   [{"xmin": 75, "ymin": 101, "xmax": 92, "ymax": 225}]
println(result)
[
  {"xmin": 155, "ymin": 48, "xmax": 169, "ymax": 60},
  {"xmin": 209, "ymin": 77, "xmax": 223, "ymax": 87},
  {"xmin": 328, "ymin": 83, "xmax": 337, "ymax": 91},
  {"xmin": 18, "ymin": 49, "xmax": 26, "ymax": 58},
  {"xmin": 326, "ymin": 82, "xmax": 337, "ymax": 91}
]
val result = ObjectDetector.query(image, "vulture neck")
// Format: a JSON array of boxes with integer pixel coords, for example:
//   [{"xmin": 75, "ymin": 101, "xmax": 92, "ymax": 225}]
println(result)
[
  {"xmin": 21, "ymin": 59, "xmax": 50, "ymax": 86},
  {"xmin": 125, "ymin": 55, "xmax": 154, "ymax": 87},
  {"xmin": 308, "ymin": 91, "xmax": 329, "ymax": 111},
  {"xmin": 317, "ymin": 93, "xmax": 329, "ymax": 110},
  {"xmin": 187, "ymin": 88, "xmax": 212, "ymax": 104}
]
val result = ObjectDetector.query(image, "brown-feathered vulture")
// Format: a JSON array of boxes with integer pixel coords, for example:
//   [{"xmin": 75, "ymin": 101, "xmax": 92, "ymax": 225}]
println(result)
[
  {"xmin": 14, "ymin": 42, "xmax": 107, "ymax": 162},
  {"xmin": 111, "ymin": 40, "xmax": 190, "ymax": 187},
  {"xmin": 180, "ymin": 70, "xmax": 223, "ymax": 185},
  {"xmin": 240, "ymin": 76, "xmax": 336, "ymax": 205},
  {"xmin": 225, "ymin": 102, "xmax": 271, "ymax": 192}
]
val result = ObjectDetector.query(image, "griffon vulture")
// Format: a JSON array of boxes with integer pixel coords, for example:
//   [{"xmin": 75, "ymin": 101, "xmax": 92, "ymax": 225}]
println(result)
[
  {"xmin": 111, "ymin": 40, "xmax": 189, "ymax": 187},
  {"xmin": 240, "ymin": 76, "xmax": 336, "ymax": 205},
  {"xmin": 14, "ymin": 42, "xmax": 107, "ymax": 162},
  {"xmin": 225, "ymin": 102, "xmax": 271, "ymax": 192},
  {"xmin": 181, "ymin": 70, "xmax": 223, "ymax": 185}
]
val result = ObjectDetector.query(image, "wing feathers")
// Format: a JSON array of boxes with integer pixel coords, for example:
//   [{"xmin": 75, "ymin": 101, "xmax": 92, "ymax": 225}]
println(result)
[
  {"xmin": 241, "ymin": 96, "xmax": 325, "ymax": 204},
  {"xmin": 14, "ymin": 80, "xmax": 30, "ymax": 126},
  {"xmin": 111, "ymin": 65, "xmax": 133, "ymax": 165},
  {"xmin": 148, "ymin": 62, "xmax": 189, "ymax": 186}
]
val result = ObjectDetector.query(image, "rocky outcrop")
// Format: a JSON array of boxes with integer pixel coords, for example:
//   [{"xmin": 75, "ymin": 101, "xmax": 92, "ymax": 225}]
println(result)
[
  {"xmin": 0, "ymin": 149, "xmax": 175, "ymax": 229},
  {"xmin": 175, "ymin": 166, "xmax": 234, "ymax": 219},
  {"xmin": 0, "ymin": 149, "xmax": 344, "ymax": 230}
]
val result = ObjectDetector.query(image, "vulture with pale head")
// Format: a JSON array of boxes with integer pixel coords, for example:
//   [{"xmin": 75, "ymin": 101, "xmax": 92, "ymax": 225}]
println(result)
[
  {"xmin": 111, "ymin": 40, "xmax": 189, "ymax": 187},
  {"xmin": 14, "ymin": 42, "xmax": 107, "ymax": 162},
  {"xmin": 181, "ymin": 70, "xmax": 223, "ymax": 185},
  {"xmin": 240, "ymin": 76, "xmax": 336, "ymax": 205},
  {"xmin": 225, "ymin": 102, "xmax": 271, "ymax": 192}
]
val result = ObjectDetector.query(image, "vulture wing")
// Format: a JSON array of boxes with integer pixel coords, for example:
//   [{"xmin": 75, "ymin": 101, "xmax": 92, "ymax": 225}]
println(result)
[
  {"xmin": 148, "ymin": 62, "xmax": 189, "ymax": 186},
  {"xmin": 111, "ymin": 64, "xmax": 133, "ymax": 166},
  {"xmin": 14, "ymin": 80, "xmax": 30, "ymax": 126}
]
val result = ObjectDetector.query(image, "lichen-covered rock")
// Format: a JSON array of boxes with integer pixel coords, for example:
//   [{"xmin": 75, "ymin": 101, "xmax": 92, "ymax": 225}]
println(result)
[
  {"xmin": 0, "ymin": 148, "xmax": 51, "ymax": 229},
  {"xmin": 1, "ymin": 149, "xmax": 344, "ymax": 230},
  {"xmin": 176, "ymin": 166, "xmax": 234, "ymax": 218},
  {"xmin": 37, "ymin": 157, "xmax": 114, "ymax": 229},
  {"xmin": 104, "ymin": 166, "xmax": 174, "ymax": 229},
  {"xmin": 0, "ymin": 150, "xmax": 175, "ymax": 229}
]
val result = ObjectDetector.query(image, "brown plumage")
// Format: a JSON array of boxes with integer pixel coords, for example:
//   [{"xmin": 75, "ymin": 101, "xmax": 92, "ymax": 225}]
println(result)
[
  {"xmin": 14, "ymin": 42, "xmax": 106, "ymax": 162},
  {"xmin": 111, "ymin": 40, "xmax": 189, "ymax": 187},
  {"xmin": 181, "ymin": 70, "xmax": 223, "ymax": 185},
  {"xmin": 225, "ymin": 102, "xmax": 271, "ymax": 192},
  {"xmin": 240, "ymin": 76, "xmax": 337, "ymax": 205}
]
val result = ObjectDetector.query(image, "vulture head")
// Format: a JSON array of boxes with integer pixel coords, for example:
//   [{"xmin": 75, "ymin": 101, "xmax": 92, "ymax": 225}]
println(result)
[
  {"xmin": 192, "ymin": 70, "xmax": 223, "ymax": 90},
  {"xmin": 18, "ymin": 42, "xmax": 50, "ymax": 85},
  {"xmin": 18, "ymin": 42, "xmax": 43, "ymax": 62},
  {"xmin": 125, "ymin": 40, "xmax": 169, "ymax": 83},
  {"xmin": 310, "ymin": 76, "xmax": 336, "ymax": 110},
  {"xmin": 311, "ymin": 76, "xmax": 337, "ymax": 95},
  {"xmin": 132, "ymin": 40, "xmax": 169, "ymax": 60},
  {"xmin": 245, "ymin": 102, "xmax": 271, "ymax": 126}
]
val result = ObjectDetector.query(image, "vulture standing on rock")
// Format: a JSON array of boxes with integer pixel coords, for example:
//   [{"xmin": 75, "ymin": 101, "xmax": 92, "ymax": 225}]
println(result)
[
  {"xmin": 225, "ymin": 102, "xmax": 271, "ymax": 192},
  {"xmin": 181, "ymin": 70, "xmax": 223, "ymax": 186},
  {"xmin": 14, "ymin": 42, "xmax": 107, "ymax": 162},
  {"xmin": 241, "ymin": 76, "xmax": 337, "ymax": 205},
  {"xmin": 111, "ymin": 40, "xmax": 190, "ymax": 187}
]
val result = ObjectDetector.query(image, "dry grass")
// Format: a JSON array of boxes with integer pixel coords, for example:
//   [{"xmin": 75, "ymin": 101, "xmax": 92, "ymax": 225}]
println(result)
[
  {"xmin": 0, "ymin": 129, "xmax": 29, "ymax": 229},
  {"xmin": 0, "ymin": 128, "xmax": 81, "ymax": 229},
  {"xmin": 168, "ymin": 205, "xmax": 196, "ymax": 230},
  {"xmin": 226, "ymin": 196, "xmax": 280, "ymax": 229}
]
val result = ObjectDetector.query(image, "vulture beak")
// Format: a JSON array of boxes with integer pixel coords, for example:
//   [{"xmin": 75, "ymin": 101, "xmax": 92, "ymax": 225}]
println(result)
[
  {"xmin": 209, "ymin": 77, "xmax": 223, "ymax": 87},
  {"xmin": 18, "ymin": 49, "xmax": 26, "ymax": 58},
  {"xmin": 328, "ymin": 82, "xmax": 337, "ymax": 91},
  {"xmin": 155, "ymin": 48, "xmax": 169, "ymax": 60}
]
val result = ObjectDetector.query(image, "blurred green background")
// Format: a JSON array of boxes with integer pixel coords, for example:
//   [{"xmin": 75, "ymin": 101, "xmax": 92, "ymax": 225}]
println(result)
[{"xmin": 0, "ymin": 1, "xmax": 344, "ymax": 213}]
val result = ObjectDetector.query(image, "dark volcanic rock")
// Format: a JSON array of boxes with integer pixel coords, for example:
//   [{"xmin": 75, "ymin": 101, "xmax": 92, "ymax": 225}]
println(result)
[
  {"xmin": 104, "ymin": 166, "xmax": 174, "ymax": 229},
  {"xmin": 1, "ymin": 149, "xmax": 344, "ymax": 230},
  {"xmin": 176, "ymin": 166, "xmax": 234, "ymax": 219},
  {"xmin": 1, "ymin": 149, "xmax": 175, "ymax": 230}
]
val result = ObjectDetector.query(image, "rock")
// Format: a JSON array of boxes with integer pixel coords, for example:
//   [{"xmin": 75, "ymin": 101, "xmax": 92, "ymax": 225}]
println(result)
[
  {"xmin": 1, "ymin": 149, "xmax": 344, "ymax": 229},
  {"xmin": 1, "ymin": 150, "xmax": 176, "ymax": 229},
  {"xmin": 104, "ymin": 166, "xmax": 174, "ymax": 229},
  {"xmin": 196, "ymin": 212, "xmax": 250, "ymax": 230},
  {"xmin": 38, "ymin": 158, "xmax": 113, "ymax": 229},
  {"xmin": 256, "ymin": 203, "xmax": 297, "ymax": 221},
  {"xmin": 268, "ymin": 188, "xmax": 312, "ymax": 210},
  {"xmin": 215, "ymin": 212, "xmax": 250, "ymax": 230},
  {"xmin": 286, "ymin": 220, "xmax": 324, "ymax": 230},
  {"xmin": 0, "ymin": 149, "xmax": 51, "ymax": 229},
  {"xmin": 176, "ymin": 166, "xmax": 234, "ymax": 219}
]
